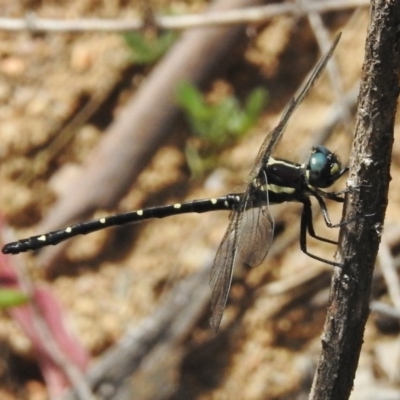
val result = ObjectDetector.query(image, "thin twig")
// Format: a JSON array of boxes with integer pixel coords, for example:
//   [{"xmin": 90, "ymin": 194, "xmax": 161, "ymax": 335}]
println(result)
[
  {"xmin": 304, "ymin": 0, "xmax": 354, "ymax": 134},
  {"xmin": 0, "ymin": 0, "xmax": 369, "ymax": 33},
  {"xmin": 378, "ymin": 238, "xmax": 400, "ymax": 310},
  {"xmin": 377, "ymin": 238, "xmax": 400, "ymax": 384},
  {"xmin": 309, "ymin": 82, "xmax": 359, "ymax": 146},
  {"xmin": 20, "ymin": 91, "xmax": 112, "ymax": 186},
  {"xmin": 371, "ymin": 301, "xmax": 400, "ymax": 320}
]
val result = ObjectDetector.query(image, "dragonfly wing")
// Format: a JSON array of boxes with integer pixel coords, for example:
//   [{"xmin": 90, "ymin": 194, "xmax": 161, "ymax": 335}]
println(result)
[
  {"xmin": 237, "ymin": 205, "xmax": 274, "ymax": 267},
  {"xmin": 209, "ymin": 211, "xmax": 241, "ymax": 332},
  {"xmin": 250, "ymin": 33, "xmax": 341, "ymax": 179}
]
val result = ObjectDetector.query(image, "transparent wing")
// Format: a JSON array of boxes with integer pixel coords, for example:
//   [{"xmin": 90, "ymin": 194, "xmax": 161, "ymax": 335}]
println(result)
[
  {"xmin": 250, "ymin": 33, "xmax": 341, "ymax": 178},
  {"xmin": 209, "ymin": 211, "xmax": 241, "ymax": 332},
  {"xmin": 209, "ymin": 204, "xmax": 274, "ymax": 331},
  {"xmin": 237, "ymin": 205, "xmax": 274, "ymax": 267},
  {"xmin": 209, "ymin": 33, "xmax": 341, "ymax": 332}
]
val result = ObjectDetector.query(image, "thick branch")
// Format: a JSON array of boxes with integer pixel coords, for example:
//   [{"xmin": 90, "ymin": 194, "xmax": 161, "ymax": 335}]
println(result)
[{"xmin": 310, "ymin": 1, "xmax": 400, "ymax": 399}]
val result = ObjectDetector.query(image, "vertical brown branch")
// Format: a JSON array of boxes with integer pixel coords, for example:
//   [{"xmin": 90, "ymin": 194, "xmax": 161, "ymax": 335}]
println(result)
[{"xmin": 310, "ymin": 1, "xmax": 400, "ymax": 399}]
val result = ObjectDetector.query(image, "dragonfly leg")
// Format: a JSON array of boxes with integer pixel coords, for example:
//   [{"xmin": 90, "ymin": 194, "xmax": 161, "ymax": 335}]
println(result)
[
  {"xmin": 313, "ymin": 193, "xmax": 365, "ymax": 229},
  {"xmin": 299, "ymin": 198, "xmax": 342, "ymax": 267},
  {"xmin": 313, "ymin": 182, "xmax": 372, "ymax": 202},
  {"xmin": 303, "ymin": 198, "xmax": 337, "ymax": 245}
]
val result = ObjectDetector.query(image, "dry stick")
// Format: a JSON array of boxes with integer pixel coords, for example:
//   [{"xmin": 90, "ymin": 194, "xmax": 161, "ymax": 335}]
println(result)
[
  {"xmin": 370, "ymin": 301, "xmax": 400, "ymax": 320},
  {"xmin": 63, "ymin": 260, "xmax": 212, "ymax": 400},
  {"xmin": 35, "ymin": 0, "xmax": 264, "ymax": 268},
  {"xmin": 378, "ymin": 239, "xmax": 400, "ymax": 310},
  {"xmin": 377, "ymin": 238, "xmax": 400, "ymax": 384},
  {"xmin": 310, "ymin": 1, "xmax": 400, "ymax": 399},
  {"xmin": 305, "ymin": 2, "xmax": 354, "ymax": 134},
  {"xmin": 308, "ymin": 82, "xmax": 359, "ymax": 148},
  {"xmin": 0, "ymin": 0, "xmax": 370, "ymax": 32},
  {"xmin": 21, "ymin": 94, "xmax": 111, "ymax": 186}
]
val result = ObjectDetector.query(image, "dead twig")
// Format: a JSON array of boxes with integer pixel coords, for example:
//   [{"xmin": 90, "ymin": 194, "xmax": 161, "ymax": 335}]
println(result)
[
  {"xmin": 378, "ymin": 238, "xmax": 400, "ymax": 310},
  {"xmin": 303, "ymin": 0, "xmax": 354, "ymax": 134},
  {"xmin": 0, "ymin": 0, "xmax": 369, "ymax": 33},
  {"xmin": 63, "ymin": 260, "xmax": 212, "ymax": 400},
  {"xmin": 310, "ymin": 1, "xmax": 400, "ymax": 399}
]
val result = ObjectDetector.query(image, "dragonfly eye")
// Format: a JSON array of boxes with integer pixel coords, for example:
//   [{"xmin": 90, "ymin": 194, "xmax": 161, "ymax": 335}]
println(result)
[{"xmin": 308, "ymin": 145, "xmax": 342, "ymax": 188}]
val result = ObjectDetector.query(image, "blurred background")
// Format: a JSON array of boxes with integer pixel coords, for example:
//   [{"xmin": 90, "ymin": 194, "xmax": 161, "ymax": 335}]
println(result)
[{"xmin": 0, "ymin": 1, "xmax": 399, "ymax": 399}]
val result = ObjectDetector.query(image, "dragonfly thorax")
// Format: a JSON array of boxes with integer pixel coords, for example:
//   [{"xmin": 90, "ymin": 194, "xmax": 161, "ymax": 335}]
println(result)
[
  {"xmin": 247, "ymin": 159, "xmax": 303, "ymax": 206},
  {"xmin": 249, "ymin": 145, "xmax": 346, "ymax": 206}
]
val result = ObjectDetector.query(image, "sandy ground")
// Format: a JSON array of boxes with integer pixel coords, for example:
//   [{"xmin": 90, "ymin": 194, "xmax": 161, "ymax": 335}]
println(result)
[{"xmin": 0, "ymin": 1, "xmax": 400, "ymax": 399}]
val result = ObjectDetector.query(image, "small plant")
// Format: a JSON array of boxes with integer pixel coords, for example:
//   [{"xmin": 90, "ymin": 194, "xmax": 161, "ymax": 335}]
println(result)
[
  {"xmin": 123, "ymin": 30, "xmax": 177, "ymax": 65},
  {"xmin": 176, "ymin": 82, "xmax": 268, "ymax": 176}
]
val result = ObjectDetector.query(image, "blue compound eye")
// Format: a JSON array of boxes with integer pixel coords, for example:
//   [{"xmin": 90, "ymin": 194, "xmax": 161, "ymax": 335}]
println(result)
[
  {"xmin": 308, "ymin": 145, "xmax": 340, "ymax": 188},
  {"xmin": 310, "ymin": 150, "xmax": 328, "ymax": 174}
]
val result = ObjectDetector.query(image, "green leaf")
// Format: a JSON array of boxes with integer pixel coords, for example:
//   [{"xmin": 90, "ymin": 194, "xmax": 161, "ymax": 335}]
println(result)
[
  {"xmin": 0, "ymin": 289, "xmax": 29, "ymax": 308},
  {"xmin": 123, "ymin": 31, "xmax": 177, "ymax": 65},
  {"xmin": 176, "ymin": 82, "xmax": 269, "ymax": 176},
  {"xmin": 245, "ymin": 88, "xmax": 268, "ymax": 121},
  {"xmin": 176, "ymin": 81, "xmax": 209, "ymax": 120}
]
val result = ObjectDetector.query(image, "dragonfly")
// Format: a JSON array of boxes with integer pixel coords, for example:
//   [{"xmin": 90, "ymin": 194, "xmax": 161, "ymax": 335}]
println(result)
[{"xmin": 2, "ymin": 33, "xmax": 346, "ymax": 332}]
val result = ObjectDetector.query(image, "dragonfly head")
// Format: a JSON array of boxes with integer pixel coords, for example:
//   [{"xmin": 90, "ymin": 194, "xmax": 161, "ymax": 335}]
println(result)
[{"xmin": 306, "ymin": 145, "xmax": 347, "ymax": 188}]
